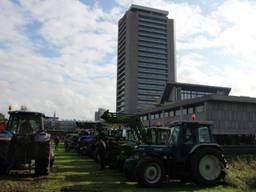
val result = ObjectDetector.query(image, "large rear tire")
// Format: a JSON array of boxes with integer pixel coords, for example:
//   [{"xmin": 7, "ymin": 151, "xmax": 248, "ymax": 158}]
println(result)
[
  {"xmin": 190, "ymin": 147, "xmax": 226, "ymax": 186},
  {"xmin": 35, "ymin": 142, "xmax": 50, "ymax": 176},
  {"xmin": 0, "ymin": 158, "xmax": 7, "ymax": 175},
  {"xmin": 136, "ymin": 157, "xmax": 164, "ymax": 187},
  {"xmin": 0, "ymin": 141, "xmax": 10, "ymax": 175}
]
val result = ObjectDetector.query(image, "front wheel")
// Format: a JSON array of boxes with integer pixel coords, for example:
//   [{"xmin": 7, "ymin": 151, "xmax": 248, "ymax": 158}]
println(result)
[
  {"xmin": 136, "ymin": 157, "xmax": 164, "ymax": 187},
  {"xmin": 191, "ymin": 147, "xmax": 226, "ymax": 186}
]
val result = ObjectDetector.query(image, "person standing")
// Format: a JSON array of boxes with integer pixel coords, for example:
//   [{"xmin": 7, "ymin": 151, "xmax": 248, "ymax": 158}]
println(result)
[
  {"xmin": 96, "ymin": 133, "xmax": 107, "ymax": 170},
  {"xmin": 54, "ymin": 136, "xmax": 60, "ymax": 150}
]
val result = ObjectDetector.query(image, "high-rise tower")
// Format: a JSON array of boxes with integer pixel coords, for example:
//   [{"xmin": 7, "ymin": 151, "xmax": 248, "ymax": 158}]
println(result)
[{"xmin": 116, "ymin": 4, "xmax": 176, "ymax": 114}]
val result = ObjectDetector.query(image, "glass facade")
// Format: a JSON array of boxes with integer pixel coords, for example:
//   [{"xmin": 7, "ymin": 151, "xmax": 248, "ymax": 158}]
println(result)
[
  {"xmin": 137, "ymin": 13, "xmax": 169, "ymax": 112},
  {"xmin": 140, "ymin": 104, "xmax": 205, "ymax": 122},
  {"xmin": 180, "ymin": 90, "xmax": 213, "ymax": 101},
  {"xmin": 116, "ymin": 5, "xmax": 175, "ymax": 114},
  {"xmin": 116, "ymin": 16, "xmax": 127, "ymax": 113}
]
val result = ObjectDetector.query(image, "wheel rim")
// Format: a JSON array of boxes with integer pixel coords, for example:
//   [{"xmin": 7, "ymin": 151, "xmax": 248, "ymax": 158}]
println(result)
[
  {"xmin": 199, "ymin": 155, "xmax": 221, "ymax": 181},
  {"xmin": 144, "ymin": 163, "xmax": 161, "ymax": 184}
]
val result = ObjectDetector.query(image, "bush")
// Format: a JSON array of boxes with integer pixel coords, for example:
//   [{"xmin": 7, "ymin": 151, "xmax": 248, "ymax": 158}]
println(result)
[{"xmin": 225, "ymin": 158, "xmax": 256, "ymax": 191}]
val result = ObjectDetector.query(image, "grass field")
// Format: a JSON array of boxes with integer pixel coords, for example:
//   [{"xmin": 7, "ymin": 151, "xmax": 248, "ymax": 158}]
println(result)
[{"xmin": 0, "ymin": 145, "xmax": 251, "ymax": 192}]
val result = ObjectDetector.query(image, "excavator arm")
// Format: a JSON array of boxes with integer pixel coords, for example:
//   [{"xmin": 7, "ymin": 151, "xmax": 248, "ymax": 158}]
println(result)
[{"xmin": 101, "ymin": 110, "xmax": 148, "ymax": 143}]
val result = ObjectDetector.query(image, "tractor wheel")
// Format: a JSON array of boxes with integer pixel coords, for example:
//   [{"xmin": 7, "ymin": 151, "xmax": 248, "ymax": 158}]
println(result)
[
  {"xmin": 123, "ymin": 160, "xmax": 137, "ymax": 181},
  {"xmin": 35, "ymin": 142, "xmax": 50, "ymax": 176},
  {"xmin": 0, "ymin": 141, "xmax": 10, "ymax": 175},
  {"xmin": 190, "ymin": 147, "xmax": 226, "ymax": 186},
  {"xmin": 108, "ymin": 152, "xmax": 120, "ymax": 169},
  {"xmin": 136, "ymin": 157, "xmax": 164, "ymax": 187},
  {"xmin": 0, "ymin": 158, "xmax": 7, "ymax": 175}
]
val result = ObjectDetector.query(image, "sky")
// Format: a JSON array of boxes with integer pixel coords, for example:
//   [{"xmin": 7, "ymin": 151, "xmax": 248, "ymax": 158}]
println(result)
[{"xmin": 1, "ymin": 0, "xmax": 256, "ymax": 120}]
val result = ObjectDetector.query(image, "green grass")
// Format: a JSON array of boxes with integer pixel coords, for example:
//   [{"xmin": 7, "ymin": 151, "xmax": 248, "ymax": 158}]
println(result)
[
  {"xmin": 225, "ymin": 158, "xmax": 256, "ymax": 191},
  {"xmin": 0, "ymin": 145, "xmax": 249, "ymax": 192}
]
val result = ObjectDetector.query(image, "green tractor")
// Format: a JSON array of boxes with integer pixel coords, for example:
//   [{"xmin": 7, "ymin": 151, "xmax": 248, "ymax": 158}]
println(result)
[
  {"xmin": 100, "ymin": 111, "xmax": 171, "ymax": 170},
  {"xmin": 99, "ymin": 111, "xmax": 148, "ymax": 169},
  {"xmin": 124, "ymin": 120, "xmax": 226, "ymax": 187},
  {"xmin": 64, "ymin": 133, "xmax": 79, "ymax": 152},
  {"xmin": 0, "ymin": 111, "xmax": 54, "ymax": 176}
]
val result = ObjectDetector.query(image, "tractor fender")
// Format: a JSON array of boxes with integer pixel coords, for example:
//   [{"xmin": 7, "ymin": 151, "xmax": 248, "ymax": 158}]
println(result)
[
  {"xmin": 35, "ymin": 132, "xmax": 51, "ymax": 142},
  {"xmin": 189, "ymin": 144, "xmax": 223, "ymax": 155}
]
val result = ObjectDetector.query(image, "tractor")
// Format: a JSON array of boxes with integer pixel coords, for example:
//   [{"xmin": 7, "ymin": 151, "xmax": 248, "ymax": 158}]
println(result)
[
  {"xmin": 99, "ymin": 111, "xmax": 172, "ymax": 170},
  {"xmin": 64, "ymin": 133, "xmax": 79, "ymax": 152},
  {"xmin": 0, "ymin": 111, "xmax": 54, "ymax": 176},
  {"xmin": 124, "ymin": 120, "xmax": 226, "ymax": 187},
  {"xmin": 98, "ymin": 111, "xmax": 148, "ymax": 169}
]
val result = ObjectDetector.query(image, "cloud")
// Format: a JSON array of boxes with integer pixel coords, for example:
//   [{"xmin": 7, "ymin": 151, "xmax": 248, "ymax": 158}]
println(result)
[
  {"xmin": 117, "ymin": 0, "xmax": 256, "ymax": 98},
  {"xmin": 1, "ymin": 0, "xmax": 256, "ymax": 120},
  {"xmin": 0, "ymin": 0, "xmax": 119, "ymax": 120}
]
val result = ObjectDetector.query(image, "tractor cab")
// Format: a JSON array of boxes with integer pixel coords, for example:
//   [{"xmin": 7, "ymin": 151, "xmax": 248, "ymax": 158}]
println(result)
[
  {"xmin": 7, "ymin": 111, "xmax": 45, "ymax": 136},
  {"xmin": 168, "ymin": 120, "xmax": 215, "ymax": 160}
]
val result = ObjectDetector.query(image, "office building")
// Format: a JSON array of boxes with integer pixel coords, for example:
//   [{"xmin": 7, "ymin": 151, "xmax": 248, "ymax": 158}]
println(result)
[
  {"xmin": 140, "ymin": 83, "xmax": 256, "ymax": 144},
  {"xmin": 116, "ymin": 4, "xmax": 176, "ymax": 114}
]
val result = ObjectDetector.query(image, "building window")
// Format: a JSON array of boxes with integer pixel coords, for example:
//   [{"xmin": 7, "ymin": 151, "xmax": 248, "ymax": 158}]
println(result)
[
  {"xmin": 169, "ymin": 111, "xmax": 174, "ymax": 117},
  {"xmin": 176, "ymin": 109, "xmax": 181, "ymax": 116},
  {"xmin": 155, "ymin": 113, "xmax": 159, "ymax": 119},
  {"xmin": 195, "ymin": 105, "xmax": 204, "ymax": 113},
  {"xmin": 182, "ymin": 108, "xmax": 187, "ymax": 115},
  {"xmin": 188, "ymin": 107, "xmax": 194, "ymax": 114},
  {"xmin": 164, "ymin": 112, "xmax": 169, "ymax": 117}
]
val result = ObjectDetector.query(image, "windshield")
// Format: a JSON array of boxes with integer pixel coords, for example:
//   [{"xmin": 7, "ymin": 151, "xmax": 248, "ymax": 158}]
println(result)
[
  {"xmin": 158, "ymin": 129, "xmax": 171, "ymax": 144},
  {"xmin": 198, "ymin": 126, "xmax": 211, "ymax": 143},
  {"xmin": 169, "ymin": 126, "xmax": 181, "ymax": 145},
  {"xmin": 8, "ymin": 114, "xmax": 42, "ymax": 135},
  {"xmin": 124, "ymin": 128, "xmax": 137, "ymax": 141},
  {"xmin": 146, "ymin": 127, "xmax": 171, "ymax": 145}
]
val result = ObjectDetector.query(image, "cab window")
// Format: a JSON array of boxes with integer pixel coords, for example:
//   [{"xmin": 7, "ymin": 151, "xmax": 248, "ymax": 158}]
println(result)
[
  {"xmin": 169, "ymin": 126, "xmax": 181, "ymax": 145},
  {"xmin": 184, "ymin": 127, "xmax": 194, "ymax": 144},
  {"xmin": 8, "ymin": 115, "xmax": 41, "ymax": 134},
  {"xmin": 198, "ymin": 126, "xmax": 211, "ymax": 143},
  {"xmin": 158, "ymin": 129, "xmax": 170, "ymax": 145}
]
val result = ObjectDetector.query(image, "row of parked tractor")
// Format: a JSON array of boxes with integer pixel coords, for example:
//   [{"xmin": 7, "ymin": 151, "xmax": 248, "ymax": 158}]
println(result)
[{"xmin": 64, "ymin": 110, "xmax": 227, "ymax": 187}]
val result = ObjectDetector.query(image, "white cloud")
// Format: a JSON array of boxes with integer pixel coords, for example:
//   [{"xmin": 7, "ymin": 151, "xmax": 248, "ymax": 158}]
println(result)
[{"xmin": 0, "ymin": 0, "xmax": 118, "ymax": 120}]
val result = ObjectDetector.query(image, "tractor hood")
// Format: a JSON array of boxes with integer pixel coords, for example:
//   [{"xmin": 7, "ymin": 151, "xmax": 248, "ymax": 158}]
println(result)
[
  {"xmin": 130, "ymin": 144, "xmax": 173, "ymax": 160},
  {"xmin": 135, "ymin": 144, "xmax": 171, "ymax": 153},
  {"xmin": 78, "ymin": 135, "xmax": 96, "ymax": 143}
]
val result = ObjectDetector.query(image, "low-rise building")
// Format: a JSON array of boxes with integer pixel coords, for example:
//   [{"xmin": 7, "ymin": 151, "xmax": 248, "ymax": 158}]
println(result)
[{"xmin": 141, "ymin": 82, "xmax": 256, "ymax": 144}]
